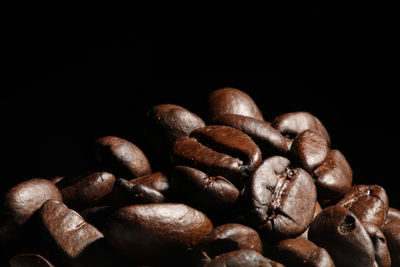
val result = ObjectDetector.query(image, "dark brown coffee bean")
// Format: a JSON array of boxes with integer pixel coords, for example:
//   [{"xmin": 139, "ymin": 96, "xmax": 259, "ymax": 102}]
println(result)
[
  {"xmin": 271, "ymin": 111, "xmax": 330, "ymax": 146},
  {"xmin": 275, "ymin": 238, "xmax": 334, "ymax": 267},
  {"xmin": 246, "ymin": 156, "xmax": 317, "ymax": 239},
  {"xmin": 289, "ymin": 130, "xmax": 329, "ymax": 172},
  {"xmin": 197, "ymin": 223, "xmax": 263, "ymax": 260},
  {"xmin": 212, "ymin": 113, "xmax": 289, "ymax": 157},
  {"xmin": 308, "ymin": 205, "xmax": 375, "ymax": 267},
  {"xmin": 208, "ymin": 88, "xmax": 264, "ymax": 121},
  {"xmin": 94, "ymin": 136, "xmax": 151, "ymax": 178},
  {"xmin": 129, "ymin": 172, "xmax": 170, "ymax": 194},
  {"xmin": 385, "ymin": 207, "xmax": 400, "ymax": 224},
  {"xmin": 172, "ymin": 125, "xmax": 262, "ymax": 187},
  {"xmin": 337, "ymin": 184, "xmax": 389, "ymax": 228},
  {"xmin": 205, "ymin": 249, "xmax": 271, "ymax": 267},
  {"xmin": 103, "ymin": 203, "xmax": 213, "ymax": 265},
  {"xmin": 170, "ymin": 166, "xmax": 239, "ymax": 213},
  {"xmin": 382, "ymin": 220, "xmax": 400, "ymax": 266},
  {"xmin": 312, "ymin": 149, "xmax": 353, "ymax": 206},
  {"xmin": 38, "ymin": 199, "xmax": 104, "ymax": 259},
  {"xmin": 60, "ymin": 172, "xmax": 116, "ymax": 211},
  {"xmin": 111, "ymin": 178, "xmax": 165, "ymax": 206},
  {"xmin": 9, "ymin": 253, "xmax": 55, "ymax": 267},
  {"xmin": 3, "ymin": 179, "xmax": 63, "ymax": 226},
  {"xmin": 363, "ymin": 222, "xmax": 391, "ymax": 267}
]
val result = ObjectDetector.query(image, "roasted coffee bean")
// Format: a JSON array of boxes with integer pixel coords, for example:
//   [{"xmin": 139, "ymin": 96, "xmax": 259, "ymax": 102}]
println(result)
[
  {"xmin": 60, "ymin": 172, "xmax": 115, "ymax": 211},
  {"xmin": 363, "ymin": 222, "xmax": 391, "ymax": 267},
  {"xmin": 196, "ymin": 223, "xmax": 263, "ymax": 260},
  {"xmin": 103, "ymin": 203, "xmax": 213, "ymax": 265},
  {"xmin": 208, "ymin": 88, "xmax": 264, "ymax": 121},
  {"xmin": 271, "ymin": 111, "xmax": 330, "ymax": 146},
  {"xmin": 111, "ymin": 178, "xmax": 165, "ymax": 206},
  {"xmin": 312, "ymin": 149, "xmax": 353, "ymax": 206},
  {"xmin": 79, "ymin": 206, "xmax": 116, "ymax": 230},
  {"xmin": 145, "ymin": 104, "xmax": 205, "ymax": 166},
  {"xmin": 337, "ymin": 184, "xmax": 389, "ymax": 228},
  {"xmin": 382, "ymin": 220, "xmax": 400, "ymax": 266},
  {"xmin": 298, "ymin": 201, "xmax": 322, "ymax": 240},
  {"xmin": 212, "ymin": 113, "xmax": 289, "ymax": 157},
  {"xmin": 94, "ymin": 136, "xmax": 151, "ymax": 178},
  {"xmin": 385, "ymin": 207, "xmax": 400, "ymax": 224},
  {"xmin": 289, "ymin": 130, "xmax": 329, "ymax": 172},
  {"xmin": 9, "ymin": 253, "xmax": 55, "ymax": 267},
  {"xmin": 275, "ymin": 238, "xmax": 334, "ymax": 267},
  {"xmin": 246, "ymin": 156, "xmax": 317, "ymax": 239},
  {"xmin": 172, "ymin": 125, "xmax": 262, "ymax": 188},
  {"xmin": 129, "ymin": 172, "xmax": 170, "ymax": 194},
  {"xmin": 170, "ymin": 166, "xmax": 239, "ymax": 213},
  {"xmin": 205, "ymin": 249, "xmax": 271, "ymax": 267},
  {"xmin": 37, "ymin": 199, "xmax": 113, "ymax": 267},
  {"xmin": 308, "ymin": 205, "xmax": 375, "ymax": 267}
]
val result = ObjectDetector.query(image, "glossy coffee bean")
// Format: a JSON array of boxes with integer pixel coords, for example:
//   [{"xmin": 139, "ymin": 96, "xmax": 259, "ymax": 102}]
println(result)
[
  {"xmin": 9, "ymin": 253, "xmax": 54, "ymax": 267},
  {"xmin": 129, "ymin": 172, "xmax": 170, "ymax": 194},
  {"xmin": 103, "ymin": 203, "xmax": 213, "ymax": 264},
  {"xmin": 382, "ymin": 220, "xmax": 400, "ymax": 266},
  {"xmin": 170, "ymin": 166, "xmax": 239, "ymax": 213},
  {"xmin": 172, "ymin": 125, "xmax": 262, "ymax": 188},
  {"xmin": 385, "ymin": 207, "xmax": 400, "ymax": 224},
  {"xmin": 275, "ymin": 238, "xmax": 334, "ymax": 267},
  {"xmin": 308, "ymin": 205, "xmax": 375, "ymax": 267},
  {"xmin": 212, "ymin": 113, "xmax": 289, "ymax": 157},
  {"xmin": 60, "ymin": 172, "xmax": 115, "ymax": 211},
  {"xmin": 3, "ymin": 179, "xmax": 63, "ymax": 226},
  {"xmin": 337, "ymin": 184, "xmax": 389, "ymax": 228},
  {"xmin": 145, "ymin": 104, "xmax": 205, "ymax": 168},
  {"xmin": 111, "ymin": 178, "xmax": 165, "ymax": 207},
  {"xmin": 94, "ymin": 136, "xmax": 151, "ymax": 178},
  {"xmin": 363, "ymin": 222, "xmax": 391, "ymax": 267},
  {"xmin": 271, "ymin": 111, "xmax": 330, "ymax": 146},
  {"xmin": 312, "ymin": 149, "xmax": 353, "ymax": 206},
  {"xmin": 208, "ymin": 88, "xmax": 264, "ymax": 121},
  {"xmin": 246, "ymin": 156, "xmax": 317, "ymax": 239},
  {"xmin": 205, "ymin": 249, "xmax": 271, "ymax": 267},
  {"xmin": 289, "ymin": 130, "xmax": 329, "ymax": 172},
  {"xmin": 197, "ymin": 223, "xmax": 263, "ymax": 260},
  {"xmin": 38, "ymin": 199, "xmax": 104, "ymax": 260}
]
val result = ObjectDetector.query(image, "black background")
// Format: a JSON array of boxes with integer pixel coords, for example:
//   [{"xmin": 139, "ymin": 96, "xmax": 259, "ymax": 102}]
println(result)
[{"xmin": 2, "ymin": 6, "xmax": 399, "ymax": 208}]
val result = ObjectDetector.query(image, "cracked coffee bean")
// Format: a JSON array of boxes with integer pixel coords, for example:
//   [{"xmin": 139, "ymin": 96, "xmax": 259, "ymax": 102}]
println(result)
[
  {"xmin": 172, "ymin": 125, "xmax": 262, "ymax": 188},
  {"xmin": 308, "ymin": 205, "xmax": 375, "ymax": 267},
  {"xmin": 94, "ymin": 136, "xmax": 151, "ymax": 179},
  {"xmin": 208, "ymin": 87, "xmax": 264, "ymax": 121},
  {"xmin": 246, "ymin": 156, "xmax": 317, "ymax": 239}
]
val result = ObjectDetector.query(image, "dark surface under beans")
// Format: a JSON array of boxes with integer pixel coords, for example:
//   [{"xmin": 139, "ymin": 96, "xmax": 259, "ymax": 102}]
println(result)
[{"xmin": 1, "ymin": 87, "xmax": 399, "ymax": 266}]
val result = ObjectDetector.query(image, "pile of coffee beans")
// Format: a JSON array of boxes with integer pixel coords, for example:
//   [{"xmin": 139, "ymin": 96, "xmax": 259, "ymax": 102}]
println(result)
[{"xmin": 1, "ymin": 88, "xmax": 399, "ymax": 266}]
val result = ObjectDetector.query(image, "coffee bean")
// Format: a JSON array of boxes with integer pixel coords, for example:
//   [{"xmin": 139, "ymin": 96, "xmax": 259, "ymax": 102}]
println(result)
[
  {"xmin": 103, "ymin": 203, "xmax": 213, "ymax": 265},
  {"xmin": 289, "ymin": 130, "xmax": 329, "ymax": 172},
  {"xmin": 312, "ymin": 149, "xmax": 353, "ymax": 206},
  {"xmin": 94, "ymin": 136, "xmax": 151, "ymax": 178},
  {"xmin": 385, "ymin": 207, "xmax": 400, "ymax": 224},
  {"xmin": 212, "ymin": 113, "xmax": 289, "ymax": 157},
  {"xmin": 337, "ymin": 184, "xmax": 389, "ymax": 228},
  {"xmin": 246, "ymin": 156, "xmax": 317, "ymax": 239},
  {"xmin": 172, "ymin": 125, "xmax": 262, "ymax": 188},
  {"xmin": 170, "ymin": 166, "xmax": 239, "ymax": 213},
  {"xmin": 208, "ymin": 88, "xmax": 264, "ymax": 121},
  {"xmin": 60, "ymin": 172, "xmax": 115, "ymax": 211},
  {"xmin": 271, "ymin": 111, "xmax": 330, "ymax": 146},
  {"xmin": 275, "ymin": 238, "xmax": 334, "ymax": 267},
  {"xmin": 363, "ymin": 222, "xmax": 391, "ymax": 267},
  {"xmin": 196, "ymin": 223, "xmax": 263, "ymax": 260},
  {"xmin": 308, "ymin": 205, "xmax": 375, "ymax": 267},
  {"xmin": 205, "ymin": 249, "xmax": 271, "ymax": 267},
  {"xmin": 298, "ymin": 201, "xmax": 322, "ymax": 240},
  {"xmin": 129, "ymin": 172, "xmax": 170, "ymax": 194},
  {"xmin": 382, "ymin": 220, "xmax": 400, "ymax": 266},
  {"xmin": 9, "ymin": 253, "xmax": 55, "ymax": 267}
]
